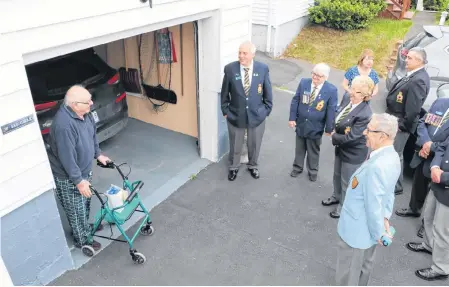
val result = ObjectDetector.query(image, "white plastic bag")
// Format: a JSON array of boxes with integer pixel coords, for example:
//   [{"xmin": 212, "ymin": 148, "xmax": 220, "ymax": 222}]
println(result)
[{"xmin": 105, "ymin": 184, "xmax": 128, "ymax": 213}]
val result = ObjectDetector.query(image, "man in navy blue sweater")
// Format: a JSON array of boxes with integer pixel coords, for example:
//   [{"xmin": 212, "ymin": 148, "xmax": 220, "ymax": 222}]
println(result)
[{"xmin": 48, "ymin": 85, "xmax": 111, "ymax": 251}]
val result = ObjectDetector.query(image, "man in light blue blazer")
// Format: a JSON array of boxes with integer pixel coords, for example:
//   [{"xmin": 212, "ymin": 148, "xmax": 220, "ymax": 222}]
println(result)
[{"xmin": 336, "ymin": 113, "xmax": 401, "ymax": 286}]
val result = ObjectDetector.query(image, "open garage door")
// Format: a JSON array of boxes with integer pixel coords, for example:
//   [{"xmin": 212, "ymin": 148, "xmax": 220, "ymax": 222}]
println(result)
[{"xmin": 24, "ymin": 21, "xmax": 208, "ymax": 264}]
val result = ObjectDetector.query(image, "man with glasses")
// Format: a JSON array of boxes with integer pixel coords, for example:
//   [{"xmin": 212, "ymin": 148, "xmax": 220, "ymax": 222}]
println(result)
[
  {"xmin": 47, "ymin": 85, "xmax": 111, "ymax": 251},
  {"xmin": 336, "ymin": 113, "xmax": 401, "ymax": 286},
  {"xmin": 289, "ymin": 63, "xmax": 338, "ymax": 181},
  {"xmin": 385, "ymin": 47, "xmax": 430, "ymax": 195}
]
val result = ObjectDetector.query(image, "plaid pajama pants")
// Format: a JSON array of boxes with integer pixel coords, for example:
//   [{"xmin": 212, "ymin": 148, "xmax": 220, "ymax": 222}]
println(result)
[{"xmin": 54, "ymin": 172, "xmax": 93, "ymax": 247}]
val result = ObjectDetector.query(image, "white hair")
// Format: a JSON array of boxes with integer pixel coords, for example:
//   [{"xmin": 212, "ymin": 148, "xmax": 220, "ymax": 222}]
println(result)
[
  {"xmin": 64, "ymin": 84, "xmax": 86, "ymax": 106},
  {"xmin": 312, "ymin": 63, "xmax": 330, "ymax": 79},
  {"xmin": 240, "ymin": 40, "xmax": 257, "ymax": 54},
  {"xmin": 372, "ymin": 113, "xmax": 399, "ymax": 140}
]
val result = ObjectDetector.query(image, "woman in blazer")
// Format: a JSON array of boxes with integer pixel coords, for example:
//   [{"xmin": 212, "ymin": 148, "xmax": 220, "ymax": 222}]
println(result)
[{"xmin": 322, "ymin": 75, "xmax": 374, "ymax": 218}]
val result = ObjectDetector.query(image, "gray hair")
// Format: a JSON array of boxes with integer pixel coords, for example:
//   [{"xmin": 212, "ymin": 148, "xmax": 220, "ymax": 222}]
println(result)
[
  {"xmin": 240, "ymin": 40, "xmax": 257, "ymax": 54},
  {"xmin": 372, "ymin": 113, "xmax": 399, "ymax": 140},
  {"xmin": 312, "ymin": 63, "xmax": 330, "ymax": 79},
  {"xmin": 64, "ymin": 84, "xmax": 85, "ymax": 106},
  {"xmin": 409, "ymin": 47, "xmax": 428, "ymax": 64}
]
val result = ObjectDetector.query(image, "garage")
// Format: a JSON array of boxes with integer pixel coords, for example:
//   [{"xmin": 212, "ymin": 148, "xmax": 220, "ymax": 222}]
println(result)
[
  {"xmin": 1, "ymin": 1, "xmax": 253, "ymax": 284},
  {"xmin": 24, "ymin": 21, "xmax": 213, "ymax": 266}
]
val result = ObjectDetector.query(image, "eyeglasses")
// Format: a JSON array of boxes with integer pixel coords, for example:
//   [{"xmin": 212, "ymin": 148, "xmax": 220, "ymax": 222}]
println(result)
[
  {"xmin": 366, "ymin": 128, "xmax": 389, "ymax": 137},
  {"xmin": 311, "ymin": 72, "xmax": 324, "ymax": 78},
  {"xmin": 73, "ymin": 100, "xmax": 92, "ymax": 105}
]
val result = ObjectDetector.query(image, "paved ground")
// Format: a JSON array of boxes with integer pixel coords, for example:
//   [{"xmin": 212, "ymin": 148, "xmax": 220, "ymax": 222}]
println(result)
[{"xmin": 51, "ymin": 15, "xmax": 445, "ymax": 286}]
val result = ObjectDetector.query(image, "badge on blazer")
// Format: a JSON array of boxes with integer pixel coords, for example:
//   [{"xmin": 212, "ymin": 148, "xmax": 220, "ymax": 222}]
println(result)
[
  {"xmin": 396, "ymin": 91, "xmax": 403, "ymax": 104},
  {"xmin": 316, "ymin": 100, "xmax": 325, "ymax": 111},
  {"xmin": 258, "ymin": 84, "xmax": 262, "ymax": 94},
  {"xmin": 345, "ymin": 126, "xmax": 351, "ymax": 134},
  {"xmin": 351, "ymin": 176, "xmax": 359, "ymax": 189},
  {"xmin": 235, "ymin": 73, "xmax": 241, "ymax": 81}
]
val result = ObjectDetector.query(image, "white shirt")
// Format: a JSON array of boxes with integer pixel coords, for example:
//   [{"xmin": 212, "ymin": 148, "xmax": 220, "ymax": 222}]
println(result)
[
  {"xmin": 406, "ymin": 66, "xmax": 424, "ymax": 77},
  {"xmin": 335, "ymin": 101, "xmax": 362, "ymax": 123},
  {"xmin": 240, "ymin": 61, "xmax": 254, "ymax": 87},
  {"xmin": 310, "ymin": 82, "xmax": 324, "ymax": 98},
  {"xmin": 369, "ymin": 145, "xmax": 391, "ymax": 159}
]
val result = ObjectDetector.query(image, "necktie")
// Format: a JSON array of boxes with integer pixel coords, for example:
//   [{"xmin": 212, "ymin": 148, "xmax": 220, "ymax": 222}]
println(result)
[
  {"xmin": 244, "ymin": 68, "xmax": 250, "ymax": 96},
  {"xmin": 441, "ymin": 112, "xmax": 449, "ymax": 125},
  {"xmin": 309, "ymin": 86, "xmax": 317, "ymax": 106},
  {"xmin": 337, "ymin": 103, "xmax": 352, "ymax": 124}
]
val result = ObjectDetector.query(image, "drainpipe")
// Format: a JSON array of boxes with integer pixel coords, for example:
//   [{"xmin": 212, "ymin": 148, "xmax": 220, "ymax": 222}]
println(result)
[
  {"xmin": 266, "ymin": 0, "xmax": 273, "ymax": 56},
  {"xmin": 440, "ymin": 11, "xmax": 448, "ymax": 26}
]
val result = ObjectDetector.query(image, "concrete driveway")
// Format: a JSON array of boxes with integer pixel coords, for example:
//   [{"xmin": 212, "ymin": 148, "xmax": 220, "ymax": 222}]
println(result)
[{"xmin": 50, "ymin": 54, "xmax": 443, "ymax": 286}]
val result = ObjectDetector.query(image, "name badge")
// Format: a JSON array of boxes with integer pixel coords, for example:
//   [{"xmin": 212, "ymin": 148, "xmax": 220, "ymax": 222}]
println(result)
[{"xmin": 302, "ymin": 91, "xmax": 310, "ymax": 104}]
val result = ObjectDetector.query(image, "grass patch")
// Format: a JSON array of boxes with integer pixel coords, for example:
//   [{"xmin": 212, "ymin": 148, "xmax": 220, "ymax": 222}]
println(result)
[
  {"xmin": 435, "ymin": 11, "xmax": 449, "ymax": 25},
  {"xmin": 283, "ymin": 18, "xmax": 413, "ymax": 78}
]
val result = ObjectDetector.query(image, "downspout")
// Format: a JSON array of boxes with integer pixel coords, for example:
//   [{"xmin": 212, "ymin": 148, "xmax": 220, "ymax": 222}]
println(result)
[{"xmin": 266, "ymin": 0, "xmax": 273, "ymax": 56}]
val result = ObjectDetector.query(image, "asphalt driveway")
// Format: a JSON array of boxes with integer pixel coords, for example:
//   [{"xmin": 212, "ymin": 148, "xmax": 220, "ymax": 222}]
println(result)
[{"xmin": 50, "ymin": 53, "xmax": 443, "ymax": 286}]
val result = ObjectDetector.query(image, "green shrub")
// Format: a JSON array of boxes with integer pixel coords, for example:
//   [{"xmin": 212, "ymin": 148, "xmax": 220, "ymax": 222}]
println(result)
[
  {"xmin": 308, "ymin": 0, "xmax": 386, "ymax": 31},
  {"xmin": 424, "ymin": 0, "xmax": 449, "ymax": 11}
]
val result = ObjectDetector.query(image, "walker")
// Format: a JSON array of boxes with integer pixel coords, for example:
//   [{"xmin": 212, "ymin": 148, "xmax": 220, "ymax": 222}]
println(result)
[{"xmin": 81, "ymin": 160, "xmax": 154, "ymax": 264}]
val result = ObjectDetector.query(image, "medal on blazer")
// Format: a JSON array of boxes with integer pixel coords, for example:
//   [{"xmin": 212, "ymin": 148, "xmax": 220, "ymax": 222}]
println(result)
[
  {"xmin": 258, "ymin": 84, "xmax": 262, "ymax": 94},
  {"xmin": 351, "ymin": 176, "xmax": 359, "ymax": 189},
  {"xmin": 235, "ymin": 73, "xmax": 241, "ymax": 81},
  {"xmin": 345, "ymin": 126, "xmax": 351, "ymax": 134},
  {"xmin": 396, "ymin": 91, "xmax": 403, "ymax": 103},
  {"xmin": 316, "ymin": 100, "xmax": 324, "ymax": 111},
  {"xmin": 302, "ymin": 91, "xmax": 310, "ymax": 104}
]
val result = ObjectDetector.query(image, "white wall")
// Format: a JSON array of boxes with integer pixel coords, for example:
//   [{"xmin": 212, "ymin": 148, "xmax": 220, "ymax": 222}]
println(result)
[
  {"xmin": 275, "ymin": 0, "xmax": 312, "ymax": 26},
  {"xmin": 252, "ymin": 0, "xmax": 276, "ymax": 25},
  {"xmin": 0, "ymin": 34, "xmax": 55, "ymax": 217}
]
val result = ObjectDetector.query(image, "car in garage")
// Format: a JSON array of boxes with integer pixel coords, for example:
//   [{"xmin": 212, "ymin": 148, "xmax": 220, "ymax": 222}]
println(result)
[
  {"xmin": 26, "ymin": 47, "xmax": 129, "ymax": 150},
  {"xmin": 403, "ymin": 76, "xmax": 449, "ymax": 165},
  {"xmin": 386, "ymin": 25, "xmax": 449, "ymax": 92}
]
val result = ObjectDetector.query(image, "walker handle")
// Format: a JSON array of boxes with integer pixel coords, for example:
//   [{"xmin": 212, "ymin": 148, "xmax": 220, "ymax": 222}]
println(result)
[
  {"xmin": 89, "ymin": 186, "xmax": 105, "ymax": 206},
  {"xmin": 125, "ymin": 181, "xmax": 144, "ymax": 203}
]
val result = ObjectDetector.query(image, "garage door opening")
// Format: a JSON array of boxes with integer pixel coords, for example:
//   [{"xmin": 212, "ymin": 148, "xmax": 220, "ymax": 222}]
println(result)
[{"xmin": 24, "ymin": 21, "xmax": 208, "ymax": 264}]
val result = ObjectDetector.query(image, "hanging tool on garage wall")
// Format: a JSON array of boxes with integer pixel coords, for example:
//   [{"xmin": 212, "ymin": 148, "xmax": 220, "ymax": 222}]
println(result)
[
  {"xmin": 138, "ymin": 28, "xmax": 178, "ymax": 110},
  {"xmin": 119, "ymin": 39, "xmax": 142, "ymax": 94}
]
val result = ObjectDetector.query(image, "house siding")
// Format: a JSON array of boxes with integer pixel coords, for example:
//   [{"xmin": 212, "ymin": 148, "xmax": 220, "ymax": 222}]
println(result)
[
  {"xmin": 274, "ymin": 0, "xmax": 311, "ymax": 26},
  {"xmin": 0, "ymin": 34, "xmax": 73, "ymax": 286}
]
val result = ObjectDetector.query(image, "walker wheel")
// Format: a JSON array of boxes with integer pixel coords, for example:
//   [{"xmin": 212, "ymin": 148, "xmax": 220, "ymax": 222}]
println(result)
[
  {"xmin": 81, "ymin": 245, "xmax": 95, "ymax": 257},
  {"xmin": 132, "ymin": 252, "xmax": 146, "ymax": 264},
  {"xmin": 140, "ymin": 225, "xmax": 154, "ymax": 236}
]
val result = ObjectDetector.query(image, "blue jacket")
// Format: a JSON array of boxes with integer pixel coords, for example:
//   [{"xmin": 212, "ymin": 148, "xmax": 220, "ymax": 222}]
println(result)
[
  {"xmin": 220, "ymin": 61, "xmax": 273, "ymax": 128},
  {"xmin": 289, "ymin": 78, "xmax": 338, "ymax": 139},
  {"xmin": 338, "ymin": 145, "xmax": 400, "ymax": 249},
  {"xmin": 410, "ymin": 98, "xmax": 449, "ymax": 178}
]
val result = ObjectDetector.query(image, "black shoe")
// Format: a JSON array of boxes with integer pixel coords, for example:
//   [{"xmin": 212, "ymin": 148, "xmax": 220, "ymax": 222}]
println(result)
[
  {"xmin": 330, "ymin": 210, "xmax": 340, "ymax": 218},
  {"xmin": 322, "ymin": 197, "xmax": 339, "ymax": 206},
  {"xmin": 309, "ymin": 174, "xmax": 317, "ymax": 182},
  {"xmin": 395, "ymin": 208, "xmax": 421, "ymax": 218},
  {"xmin": 90, "ymin": 223, "xmax": 104, "ymax": 232},
  {"xmin": 415, "ymin": 268, "xmax": 448, "ymax": 281},
  {"xmin": 406, "ymin": 242, "xmax": 432, "ymax": 255},
  {"xmin": 248, "ymin": 168, "xmax": 260, "ymax": 179},
  {"xmin": 395, "ymin": 189, "xmax": 403, "ymax": 195},
  {"xmin": 290, "ymin": 170, "xmax": 302, "ymax": 177},
  {"xmin": 417, "ymin": 224, "xmax": 424, "ymax": 238},
  {"xmin": 228, "ymin": 169, "xmax": 238, "ymax": 181}
]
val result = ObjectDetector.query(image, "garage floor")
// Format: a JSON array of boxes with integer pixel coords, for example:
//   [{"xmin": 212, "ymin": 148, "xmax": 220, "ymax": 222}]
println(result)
[{"xmin": 55, "ymin": 118, "xmax": 211, "ymax": 267}]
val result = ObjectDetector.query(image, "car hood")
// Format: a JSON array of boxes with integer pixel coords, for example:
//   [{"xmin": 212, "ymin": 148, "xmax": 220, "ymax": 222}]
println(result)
[{"xmin": 423, "ymin": 25, "xmax": 449, "ymax": 39}]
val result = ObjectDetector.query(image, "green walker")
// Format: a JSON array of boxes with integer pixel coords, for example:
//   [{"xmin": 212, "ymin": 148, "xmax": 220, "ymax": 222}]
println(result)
[{"xmin": 82, "ymin": 160, "xmax": 154, "ymax": 264}]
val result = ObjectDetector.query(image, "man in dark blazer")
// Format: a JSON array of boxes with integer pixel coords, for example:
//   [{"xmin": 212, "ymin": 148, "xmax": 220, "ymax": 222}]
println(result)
[
  {"xmin": 395, "ymin": 97, "xmax": 449, "ymax": 237},
  {"xmin": 405, "ymin": 137, "xmax": 449, "ymax": 282},
  {"xmin": 386, "ymin": 47, "xmax": 430, "ymax": 195},
  {"xmin": 321, "ymin": 75, "xmax": 373, "ymax": 218},
  {"xmin": 289, "ymin": 63, "xmax": 338, "ymax": 181},
  {"xmin": 221, "ymin": 41, "xmax": 273, "ymax": 181}
]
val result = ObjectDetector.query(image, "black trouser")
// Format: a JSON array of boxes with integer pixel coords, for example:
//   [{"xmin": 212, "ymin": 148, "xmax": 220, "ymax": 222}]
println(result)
[{"xmin": 409, "ymin": 160, "xmax": 431, "ymax": 213}]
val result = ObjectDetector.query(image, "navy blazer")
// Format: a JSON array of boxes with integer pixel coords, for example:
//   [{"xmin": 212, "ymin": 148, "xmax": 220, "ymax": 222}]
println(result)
[
  {"xmin": 332, "ymin": 100, "xmax": 372, "ymax": 165},
  {"xmin": 220, "ymin": 61, "xmax": 273, "ymax": 128},
  {"xmin": 386, "ymin": 68, "xmax": 430, "ymax": 133},
  {"xmin": 410, "ymin": 98, "xmax": 449, "ymax": 178},
  {"xmin": 429, "ymin": 138, "xmax": 449, "ymax": 207},
  {"xmin": 289, "ymin": 78, "xmax": 338, "ymax": 139}
]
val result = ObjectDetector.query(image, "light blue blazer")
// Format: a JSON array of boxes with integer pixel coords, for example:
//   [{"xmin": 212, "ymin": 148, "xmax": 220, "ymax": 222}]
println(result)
[{"xmin": 337, "ymin": 145, "xmax": 400, "ymax": 249}]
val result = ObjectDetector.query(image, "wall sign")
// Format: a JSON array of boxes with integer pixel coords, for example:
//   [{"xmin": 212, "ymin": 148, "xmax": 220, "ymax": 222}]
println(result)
[{"xmin": 1, "ymin": 114, "xmax": 35, "ymax": 135}]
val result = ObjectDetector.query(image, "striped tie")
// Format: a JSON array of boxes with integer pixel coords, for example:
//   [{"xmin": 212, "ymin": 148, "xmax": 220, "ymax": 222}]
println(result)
[
  {"xmin": 442, "ymin": 112, "xmax": 449, "ymax": 125},
  {"xmin": 337, "ymin": 103, "xmax": 352, "ymax": 124},
  {"xmin": 309, "ymin": 86, "xmax": 317, "ymax": 106},
  {"xmin": 244, "ymin": 68, "xmax": 250, "ymax": 96}
]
